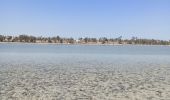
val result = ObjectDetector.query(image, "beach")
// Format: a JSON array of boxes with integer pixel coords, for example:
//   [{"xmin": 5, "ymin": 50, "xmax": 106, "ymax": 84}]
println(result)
[{"xmin": 1, "ymin": 0, "xmax": 170, "ymax": 99}]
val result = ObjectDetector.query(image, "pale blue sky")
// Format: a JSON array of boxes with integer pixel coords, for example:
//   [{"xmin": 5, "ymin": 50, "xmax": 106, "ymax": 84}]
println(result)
[{"xmin": 0, "ymin": 0, "xmax": 170, "ymax": 40}]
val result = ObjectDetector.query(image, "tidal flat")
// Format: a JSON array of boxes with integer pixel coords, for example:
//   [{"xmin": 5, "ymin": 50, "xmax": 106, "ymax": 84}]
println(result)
[{"xmin": 0, "ymin": 44, "xmax": 170, "ymax": 100}]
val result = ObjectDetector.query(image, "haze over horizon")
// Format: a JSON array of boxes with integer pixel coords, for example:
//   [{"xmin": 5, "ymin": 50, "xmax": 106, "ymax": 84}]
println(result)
[{"xmin": 0, "ymin": 0, "xmax": 170, "ymax": 40}]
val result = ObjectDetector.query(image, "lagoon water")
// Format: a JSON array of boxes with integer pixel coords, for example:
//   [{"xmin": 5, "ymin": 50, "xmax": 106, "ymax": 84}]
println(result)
[
  {"xmin": 0, "ymin": 43, "xmax": 170, "ymax": 100},
  {"xmin": 0, "ymin": 43, "xmax": 170, "ymax": 65}
]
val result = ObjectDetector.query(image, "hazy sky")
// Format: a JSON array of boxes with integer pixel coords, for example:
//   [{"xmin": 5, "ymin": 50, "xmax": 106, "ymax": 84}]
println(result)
[{"xmin": 0, "ymin": 0, "xmax": 170, "ymax": 40}]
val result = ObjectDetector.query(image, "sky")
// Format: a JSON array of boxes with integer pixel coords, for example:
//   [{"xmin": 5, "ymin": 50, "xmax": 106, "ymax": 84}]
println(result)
[{"xmin": 0, "ymin": 0, "xmax": 170, "ymax": 40}]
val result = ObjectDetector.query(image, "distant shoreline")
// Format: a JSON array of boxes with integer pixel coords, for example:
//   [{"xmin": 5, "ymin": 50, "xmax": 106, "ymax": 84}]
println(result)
[
  {"xmin": 0, "ymin": 42, "xmax": 170, "ymax": 46},
  {"xmin": 1, "ymin": 35, "xmax": 170, "ymax": 45}
]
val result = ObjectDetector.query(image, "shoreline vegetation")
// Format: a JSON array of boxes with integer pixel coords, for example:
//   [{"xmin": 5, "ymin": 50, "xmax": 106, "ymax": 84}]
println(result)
[{"xmin": 0, "ymin": 34, "xmax": 170, "ymax": 45}]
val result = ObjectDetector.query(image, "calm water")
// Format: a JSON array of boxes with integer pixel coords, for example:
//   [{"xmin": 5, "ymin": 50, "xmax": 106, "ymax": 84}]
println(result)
[{"xmin": 0, "ymin": 43, "xmax": 170, "ymax": 71}]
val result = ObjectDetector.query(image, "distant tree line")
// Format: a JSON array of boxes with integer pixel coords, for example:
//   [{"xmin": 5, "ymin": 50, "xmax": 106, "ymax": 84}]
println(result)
[{"xmin": 0, "ymin": 34, "xmax": 170, "ymax": 45}]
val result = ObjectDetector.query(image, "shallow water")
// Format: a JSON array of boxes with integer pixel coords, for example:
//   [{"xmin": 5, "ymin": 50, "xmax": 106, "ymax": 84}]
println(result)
[
  {"xmin": 0, "ymin": 44, "xmax": 170, "ymax": 100},
  {"xmin": 0, "ymin": 44, "xmax": 170, "ymax": 65}
]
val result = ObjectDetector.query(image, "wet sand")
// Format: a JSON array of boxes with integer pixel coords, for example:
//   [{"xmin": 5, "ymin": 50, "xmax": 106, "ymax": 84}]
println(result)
[{"xmin": 0, "ymin": 64, "xmax": 170, "ymax": 100}]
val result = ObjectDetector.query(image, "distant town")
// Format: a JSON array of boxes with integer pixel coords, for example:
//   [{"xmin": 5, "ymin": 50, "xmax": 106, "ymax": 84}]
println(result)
[{"xmin": 0, "ymin": 34, "xmax": 170, "ymax": 45}]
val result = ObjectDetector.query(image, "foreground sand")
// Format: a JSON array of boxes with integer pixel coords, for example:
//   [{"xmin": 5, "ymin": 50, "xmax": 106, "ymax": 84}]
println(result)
[{"xmin": 0, "ymin": 64, "xmax": 170, "ymax": 100}]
